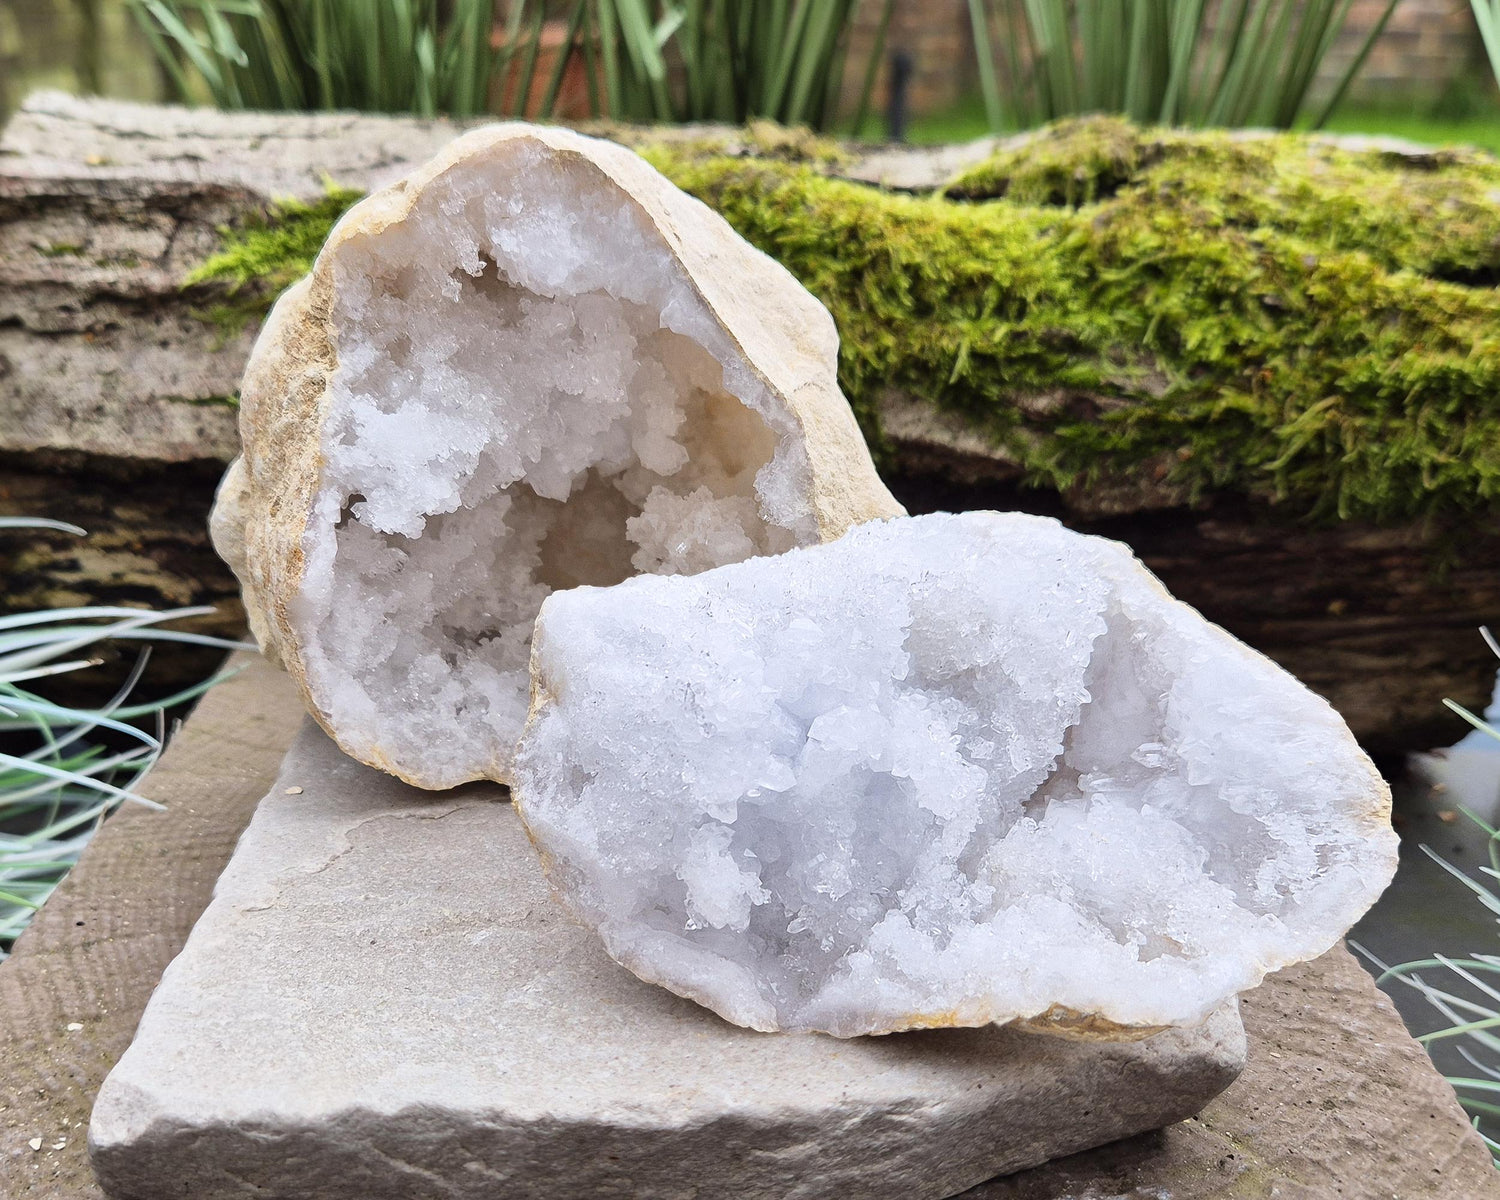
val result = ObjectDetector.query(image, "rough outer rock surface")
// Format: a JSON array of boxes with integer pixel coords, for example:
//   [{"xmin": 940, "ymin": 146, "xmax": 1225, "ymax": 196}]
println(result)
[
  {"xmin": 214, "ymin": 121, "xmax": 901, "ymax": 790},
  {"xmin": 88, "ymin": 721, "xmax": 1245, "ymax": 1200}
]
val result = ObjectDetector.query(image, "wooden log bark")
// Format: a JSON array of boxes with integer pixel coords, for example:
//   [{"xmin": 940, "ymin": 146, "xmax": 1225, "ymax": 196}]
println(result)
[
  {"xmin": 2, "ymin": 91, "xmax": 1494, "ymax": 750},
  {"xmin": 880, "ymin": 395, "xmax": 1500, "ymax": 757},
  {"xmin": 0, "ymin": 450, "xmax": 239, "ymax": 705},
  {"xmin": 0, "ymin": 94, "xmax": 474, "ymax": 692}
]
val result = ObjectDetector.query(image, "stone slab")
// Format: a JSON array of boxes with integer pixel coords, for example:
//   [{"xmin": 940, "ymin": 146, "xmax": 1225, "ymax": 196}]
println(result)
[
  {"xmin": 89, "ymin": 721, "xmax": 1246, "ymax": 1200},
  {"xmin": 973, "ymin": 938, "xmax": 1500, "ymax": 1199},
  {"xmin": 1, "ymin": 656, "xmax": 1493, "ymax": 1199}
]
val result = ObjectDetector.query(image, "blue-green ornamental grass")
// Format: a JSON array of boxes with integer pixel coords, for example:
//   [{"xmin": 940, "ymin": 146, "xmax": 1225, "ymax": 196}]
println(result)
[
  {"xmin": 0, "ymin": 519, "xmax": 244, "ymax": 957},
  {"xmin": 1357, "ymin": 629, "xmax": 1500, "ymax": 1166}
]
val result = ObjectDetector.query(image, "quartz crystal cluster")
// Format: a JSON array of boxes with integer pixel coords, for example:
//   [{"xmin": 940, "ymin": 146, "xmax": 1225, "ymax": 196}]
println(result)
[
  {"xmin": 210, "ymin": 125, "xmax": 899, "ymax": 788},
  {"xmin": 210, "ymin": 124, "xmax": 1395, "ymax": 1044},
  {"xmin": 515, "ymin": 512, "xmax": 1398, "ymax": 1038}
]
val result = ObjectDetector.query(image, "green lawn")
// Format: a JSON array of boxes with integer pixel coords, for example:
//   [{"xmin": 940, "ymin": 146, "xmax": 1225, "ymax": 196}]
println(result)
[{"xmin": 1318, "ymin": 109, "xmax": 1500, "ymax": 155}]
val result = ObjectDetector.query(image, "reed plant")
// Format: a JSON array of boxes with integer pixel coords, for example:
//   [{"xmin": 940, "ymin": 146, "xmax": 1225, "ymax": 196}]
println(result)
[
  {"xmin": 966, "ymin": 0, "xmax": 1399, "ymax": 131},
  {"xmin": 1473, "ymin": 2, "xmax": 1500, "ymax": 93},
  {"xmin": 586, "ymin": 0, "xmax": 889, "ymax": 130},
  {"xmin": 129, "ymin": 0, "xmax": 522, "ymax": 116},
  {"xmin": 127, "ymin": 0, "xmax": 886, "ymax": 130}
]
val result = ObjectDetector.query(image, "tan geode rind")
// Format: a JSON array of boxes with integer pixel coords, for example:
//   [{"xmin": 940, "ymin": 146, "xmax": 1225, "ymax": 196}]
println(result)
[{"xmin": 210, "ymin": 123, "xmax": 903, "ymax": 789}]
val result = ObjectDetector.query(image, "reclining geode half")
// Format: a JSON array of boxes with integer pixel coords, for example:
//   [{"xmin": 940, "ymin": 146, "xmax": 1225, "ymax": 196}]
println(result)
[
  {"xmin": 209, "ymin": 124, "xmax": 901, "ymax": 788},
  {"xmin": 513, "ymin": 511, "xmax": 1399, "ymax": 1039}
]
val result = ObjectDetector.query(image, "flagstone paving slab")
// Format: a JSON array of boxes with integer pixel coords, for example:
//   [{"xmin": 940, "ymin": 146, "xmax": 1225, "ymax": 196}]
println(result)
[{"xmin": 88, "ymin": 722, "xmax": 1246, "ymax": 1200}]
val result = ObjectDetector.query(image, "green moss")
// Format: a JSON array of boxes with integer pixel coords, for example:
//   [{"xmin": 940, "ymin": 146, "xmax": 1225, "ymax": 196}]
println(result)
[
  {"xmin": 170, "ymin": 393, "xmax": 241, "ymax": 408},
  {"xmin": 946, "ymin": 115, "xmax": 1152, "ymax": 206},
  {"xmin": 184, "ymin": 184, "xmax": 365, "ymax": 334},
  {"xmin": 577, "ymin": 117, "xmax": 851, "ymax": 166},
  {"xmin": 184, "ymin": 119, "xmax": 1500, "ymax": 523},
  {"xmin": 948, "ymin": 119, "xmax": 1500, "ymax": 284},
  {"xmin": 38, "ymin": 242, "xmax": 85, "ymax": 257},
  {"xmin": 666, "ymin": 150, "xmax": 1500, "ymax": 521}
]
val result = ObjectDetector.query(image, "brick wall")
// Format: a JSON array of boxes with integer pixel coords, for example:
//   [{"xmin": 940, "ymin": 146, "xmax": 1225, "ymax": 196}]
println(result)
[
  {"xmin": 842, "ymin": 0, "xmax": 1485, "ymax": 121},
  {"xmin": 1325, "ymin": 0, "xmax": 1482, "ymax": 104},
  {"xmin": 840, "ymin": 0, "xmax": 976, "ymax": 120}
]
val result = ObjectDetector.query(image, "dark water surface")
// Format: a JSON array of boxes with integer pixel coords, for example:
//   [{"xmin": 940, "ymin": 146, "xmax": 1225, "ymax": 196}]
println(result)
[{"xmin": 1350, "ymin": 766, "xmax": 1500, "ymax": 1086}]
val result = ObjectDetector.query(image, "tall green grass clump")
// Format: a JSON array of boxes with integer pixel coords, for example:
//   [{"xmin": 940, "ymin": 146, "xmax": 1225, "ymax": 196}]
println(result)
[
  {"xmin": 966, "ymin": 0, "xmax": 1399, "ymax": 131},
  {"xmin": 0, "ymin": 518, "xmax": 241, "ymax": 956},
  {"xmin": 128, "ymin": 0, "xmax": 527, "ymax": 117},
  {"xmin": 582, "ymin": 0, "xmax": 889, "ymax": 130},
  {"xmin": 127, "ymin": 0, "xmax": 886, "ymax": 131}
]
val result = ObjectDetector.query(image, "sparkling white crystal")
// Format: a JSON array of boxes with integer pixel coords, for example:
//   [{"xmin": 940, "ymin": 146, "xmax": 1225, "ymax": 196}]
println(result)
[
  {"xmin": 514, "ymin": 511, "xmax": 1398, "ymax": 1037},
  {"xmin": 293, "ymin": 141, "xmax": 815, "ymax": 785}
]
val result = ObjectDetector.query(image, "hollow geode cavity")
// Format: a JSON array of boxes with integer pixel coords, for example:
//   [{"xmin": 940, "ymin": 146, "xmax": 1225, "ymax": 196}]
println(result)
[
  {"xmin": 210, "ymin": 124, "xmax": 901, "ymax": 788},
  {"xmin": 514, "ymin": 511, "xmax": 1398, "ymax": 1039}
]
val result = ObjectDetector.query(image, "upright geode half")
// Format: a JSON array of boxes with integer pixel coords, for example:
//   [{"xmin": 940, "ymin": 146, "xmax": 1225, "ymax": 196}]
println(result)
[
  {"xmin": 514, "ymin": 511, "xmax": 1398, "ymax": 1038},
  {"xmin": 210, "ymin": 124, "xmax": 901, "ymax": 788}
]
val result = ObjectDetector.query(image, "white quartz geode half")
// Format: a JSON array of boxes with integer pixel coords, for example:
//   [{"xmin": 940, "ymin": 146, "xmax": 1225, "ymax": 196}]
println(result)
[
  {"xmin": 514, "ymin": 511, "xmax": 1398, "ymax": 1038},
  {"xmin": 210, "ymin": 125, "xmax": 899, "ymax": 788}
]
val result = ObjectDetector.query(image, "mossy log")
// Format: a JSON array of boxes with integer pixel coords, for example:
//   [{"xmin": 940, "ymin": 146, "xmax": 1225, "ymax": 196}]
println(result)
[{"xmin": 3, "ymin": 92, "xmax": 1498, "ymax": 751}]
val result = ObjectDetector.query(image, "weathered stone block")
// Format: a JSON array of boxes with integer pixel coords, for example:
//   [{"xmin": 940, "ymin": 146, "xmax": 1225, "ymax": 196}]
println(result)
[{"xmin": 89, "ymin": 721, "xmax": 1245, "ymax": 1200}]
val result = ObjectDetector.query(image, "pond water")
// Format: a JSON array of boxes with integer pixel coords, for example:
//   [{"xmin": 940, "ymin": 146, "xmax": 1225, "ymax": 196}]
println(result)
[{"xmin": 0, "ymin": 0, "xmax": 162, "ymax": 123}]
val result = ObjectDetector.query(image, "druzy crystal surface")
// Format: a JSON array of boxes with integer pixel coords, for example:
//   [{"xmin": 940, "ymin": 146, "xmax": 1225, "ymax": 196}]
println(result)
[
  {"xmin": 515, "ymin": 512, "xmax": 1397, "ymax": 1037},
  {"xmin": 295, "ymin": 145, "xmax": 816, "ymax": 785}
]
